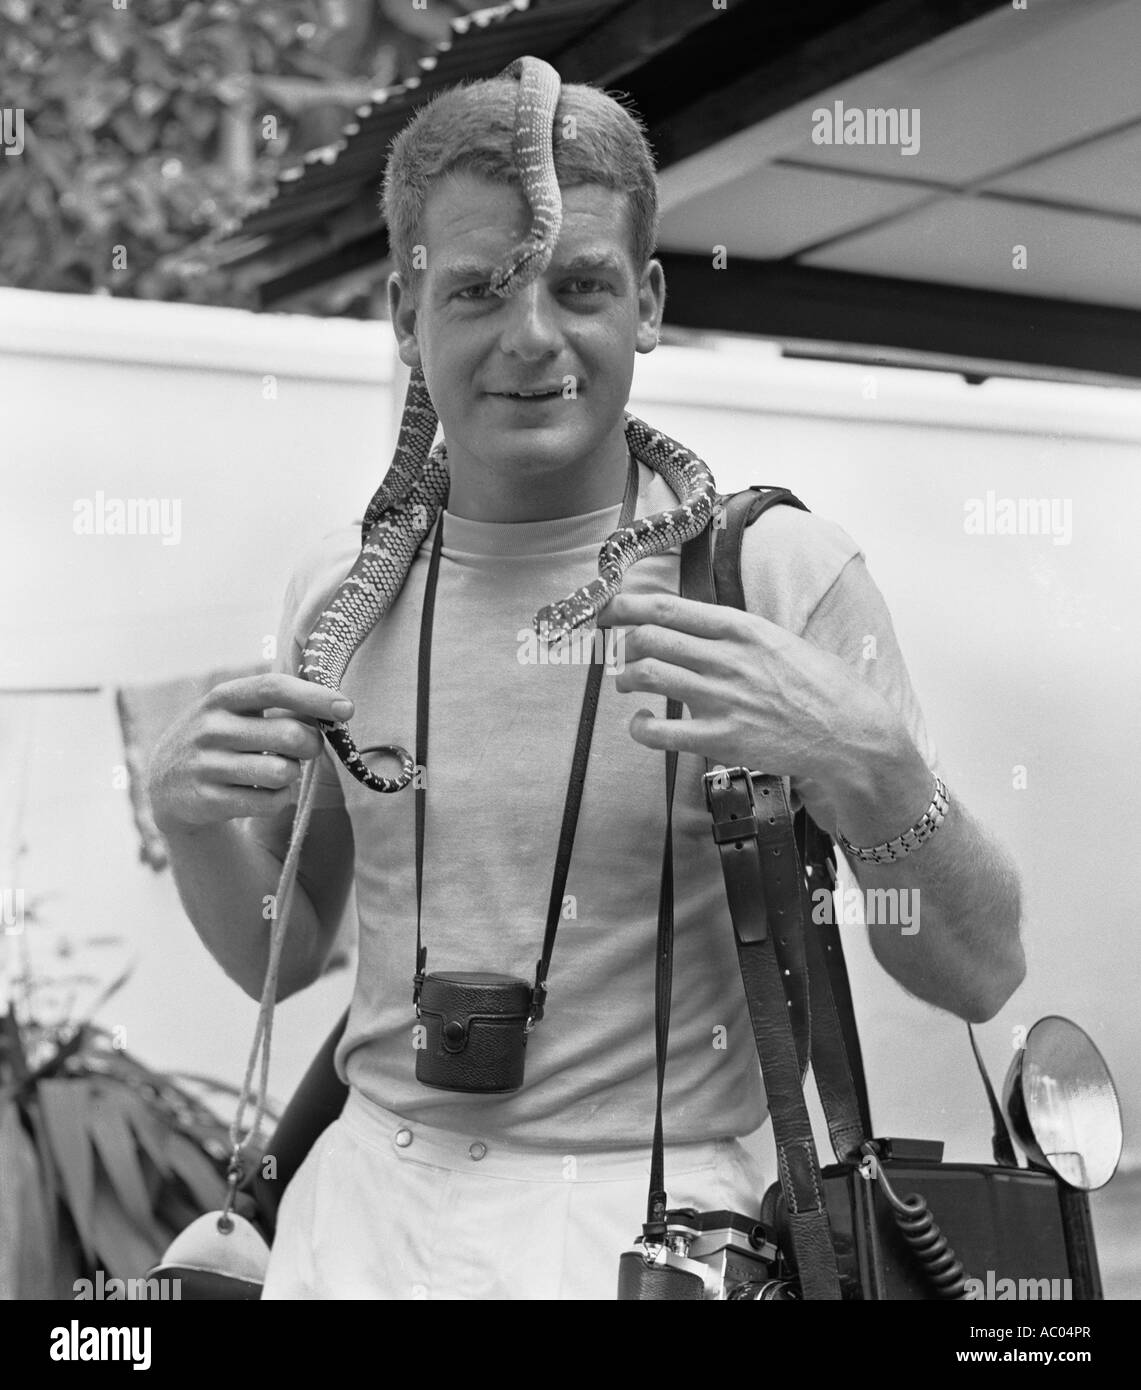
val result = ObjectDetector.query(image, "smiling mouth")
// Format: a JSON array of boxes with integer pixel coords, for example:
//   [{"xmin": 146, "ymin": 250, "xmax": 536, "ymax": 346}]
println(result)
[{"xmin": 490, "ymin": 387, "xmax": 567, "ymax": 401}]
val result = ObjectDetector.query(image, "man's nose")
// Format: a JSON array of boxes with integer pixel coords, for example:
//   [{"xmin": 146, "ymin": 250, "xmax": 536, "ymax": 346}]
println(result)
[{"xmin": 497, "ymin": 279, "xmax": 562, "ymax": 360}]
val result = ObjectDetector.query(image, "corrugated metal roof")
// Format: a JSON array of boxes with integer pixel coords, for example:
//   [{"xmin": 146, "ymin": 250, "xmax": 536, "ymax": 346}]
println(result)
[{"xmin": 228, "ymin": 0, "xmax": 621, "ymax": 248}]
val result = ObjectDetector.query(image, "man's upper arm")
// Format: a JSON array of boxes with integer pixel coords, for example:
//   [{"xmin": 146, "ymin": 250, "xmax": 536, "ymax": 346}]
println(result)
[{"xmin": 799, "ymin": 556, "xmax": 938, "ymax": 773}]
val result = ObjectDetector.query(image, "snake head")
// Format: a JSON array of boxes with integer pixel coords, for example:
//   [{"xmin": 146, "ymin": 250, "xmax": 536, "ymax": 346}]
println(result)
[{"xmin": 533, "ymin": 577, "xmax": 614, "ymax": 645}]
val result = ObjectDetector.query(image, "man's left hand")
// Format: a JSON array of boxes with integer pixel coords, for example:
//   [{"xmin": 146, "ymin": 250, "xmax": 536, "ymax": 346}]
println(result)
[{"xmin": 598, "ymin": 591, "xmax": 902, "ymax": 782}]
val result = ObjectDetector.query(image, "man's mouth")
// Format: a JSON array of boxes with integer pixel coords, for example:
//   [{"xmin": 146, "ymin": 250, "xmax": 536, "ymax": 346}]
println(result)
[{"xmin": 489, "ymin": 386, "xmax": 567, "ymax": 401}]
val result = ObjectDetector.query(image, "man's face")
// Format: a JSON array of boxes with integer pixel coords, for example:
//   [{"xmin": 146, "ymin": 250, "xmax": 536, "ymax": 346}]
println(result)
[{"xmin": 389, "ymin": 171, "xmax": 663, "ymax": 493}]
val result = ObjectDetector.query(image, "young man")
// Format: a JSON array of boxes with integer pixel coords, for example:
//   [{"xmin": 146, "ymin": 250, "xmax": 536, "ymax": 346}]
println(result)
[{"xmin": 148, "ymin": 71, "xmax": 1024, "ymax": 1300}]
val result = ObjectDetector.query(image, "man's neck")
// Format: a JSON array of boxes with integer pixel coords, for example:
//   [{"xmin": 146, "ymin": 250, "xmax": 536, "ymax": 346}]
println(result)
[{"xmin": 444, "ymin": 430, "xmax": 632, "ymax": 523}]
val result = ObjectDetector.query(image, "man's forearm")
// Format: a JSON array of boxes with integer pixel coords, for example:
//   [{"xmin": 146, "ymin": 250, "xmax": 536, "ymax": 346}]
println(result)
[
  {"xmin": 164, "ymin": 819, "xmax": 333, "ymax": 1001},
  {"xmin": 851, "ymin": 797, "xmax": 1023, "ymax": 1022},
  {"xmin": 798, "ymin": 720, "xmax": 1025, "ymax": 1022}
]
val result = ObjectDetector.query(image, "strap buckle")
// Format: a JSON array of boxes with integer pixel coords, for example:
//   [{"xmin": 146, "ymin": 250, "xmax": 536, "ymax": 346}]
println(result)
[
  {"xmin": 526, "ymin": 964, "xmax": 547, "ymax": 1033},
  {"xmin": 412, "ymin": 946, "xmax": 428, "ymax": 1016},
  {"xmin": 702, "ymin": 766, "xmax": 760, "ymax": 844}
]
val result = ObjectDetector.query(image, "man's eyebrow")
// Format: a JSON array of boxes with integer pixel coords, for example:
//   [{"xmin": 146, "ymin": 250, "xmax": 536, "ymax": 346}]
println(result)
[
  {"xmin": 557, "ymin": 252, "xmax": 627, "ymax": 277},
  {"xmin": 436, "ymin": 258, "xmax": 496, "ymax": 284},
  {"xmin": 435, "ymin": 251, "xmax": 629, "ymax": 284}
]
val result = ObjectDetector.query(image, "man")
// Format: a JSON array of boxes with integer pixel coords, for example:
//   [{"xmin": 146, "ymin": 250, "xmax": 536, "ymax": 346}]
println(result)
[{"xmin": 148, "ymin": 69, "xmax": 1024, "ymax": 1300}]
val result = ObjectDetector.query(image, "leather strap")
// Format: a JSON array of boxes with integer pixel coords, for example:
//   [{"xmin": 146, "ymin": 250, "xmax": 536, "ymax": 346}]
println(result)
[
  {"xmin": 797, "ymin": 813, "xmax": 874, "ymax": 1143},
  {"xmin": 646, "ymin": 705, "xmax": 681, "ymax": 1234},
  {"xmin": 680, "ymin": 487, "xmax": 858, "ymax": 1297},
  {"xmin": 412, "ymin": 457, "xmax": 640, "ymax": 1023},
  {"xmin": 712, "ymin": 486, "xmax": 808, "ymax": 614},
  {"xmin": 681, "ymin": 494, "xmax": 810, "ymax": 1075},
  {"xmin": 532, "ymin": 454, "xmax": 638, "ymax": 1020},
  {"xmin": 706, "ymin": 768, "xmax": 841, "ymax": 1299},
  {"xmin": 802, "ymin": 889, "xmax": 868, "ymax": 1162},
  {"xmin": 692, "ymin": 490, "xmax": 872, "ymax": 1153}
]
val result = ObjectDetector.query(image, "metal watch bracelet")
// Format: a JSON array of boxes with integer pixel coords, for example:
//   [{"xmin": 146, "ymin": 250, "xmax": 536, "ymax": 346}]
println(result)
[{"xmin": 835, "ymin": 774, "xmax": 950, "ymax": 865}]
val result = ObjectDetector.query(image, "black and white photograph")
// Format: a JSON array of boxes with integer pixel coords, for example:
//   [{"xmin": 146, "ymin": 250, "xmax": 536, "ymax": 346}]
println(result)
[{"xmin": 1, "ymin": 0, "xmax": 1137, "ymax": 1352}]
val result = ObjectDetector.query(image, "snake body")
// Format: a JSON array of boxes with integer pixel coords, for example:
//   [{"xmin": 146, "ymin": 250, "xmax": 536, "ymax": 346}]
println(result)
[{"xmin": 299, "ymin": 57, "xmax": 718, "ymax": 793}]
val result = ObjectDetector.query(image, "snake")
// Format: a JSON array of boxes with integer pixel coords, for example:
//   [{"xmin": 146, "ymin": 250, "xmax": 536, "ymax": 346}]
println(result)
[{"xmin": 299, "ymin": 57, "xmax": 719, "ymax": 793}]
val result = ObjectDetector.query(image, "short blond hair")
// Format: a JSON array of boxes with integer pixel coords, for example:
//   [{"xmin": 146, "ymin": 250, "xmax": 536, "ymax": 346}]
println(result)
[{"xmin": 382, "ymin": 75, "xmax": 659, "ymax": 288}]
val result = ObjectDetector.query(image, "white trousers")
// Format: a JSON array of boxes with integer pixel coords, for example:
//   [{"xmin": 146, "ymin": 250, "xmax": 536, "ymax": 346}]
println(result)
[{"xmin": 262, "ymin": 1088, "xmax": 768, "ymax": 1300}]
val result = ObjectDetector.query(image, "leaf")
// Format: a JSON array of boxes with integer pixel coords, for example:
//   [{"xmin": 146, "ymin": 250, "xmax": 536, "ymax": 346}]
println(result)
[
  {"xmin": 112, "ymin": 109, "xmax": 155, "ymax": 156},
  {"xmin": 90, "ymin": 1168, "xmax": 161, "ymax": 1281},
  {"xmin": 33, "ymin": 1078, "xmax": 96, "ymax": 1262},
  {"xmin": 89, "ymin": 20, "xmax": 126, "ymax": 64},
  {"xmin": 173, "ymin": 91, "xmax": 218, "ymax": 141},
  {"xmin": 0, "ymin": 1100, "xmax": 55, "ymax": 1299},
  {"xmin": 117, "ymin": 1089, "xmax": 172, "ymax": 1179},
  {"xmin": 164, "ymin": 1131, "xmax": 227, "ymax": 1212},
  {"xmin": 84, "ymin": 1081, "xmax": 160, "ymax": 1239},
  {"xmin": 132, "ymin": 83, "xmax": 168, "ymax": 120},
  {"xmin": 20, "ymin": 1099, "xmax": 58, "ymax": 1233}
]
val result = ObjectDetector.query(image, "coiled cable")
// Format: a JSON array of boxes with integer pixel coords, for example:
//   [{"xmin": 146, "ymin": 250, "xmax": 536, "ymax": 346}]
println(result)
[{"xmin": 860, "ymin": 1144, "xmax": 971, "ymax": 1300}]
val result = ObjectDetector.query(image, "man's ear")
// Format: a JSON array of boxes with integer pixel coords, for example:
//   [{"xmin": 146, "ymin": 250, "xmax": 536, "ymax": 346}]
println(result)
[
  {"xmin": 388, "ymin": 270, "xmax": 422, "ymax": 369},
  {"xmin": 634, "ymin": 258, "xmax": 666, "ymax": 355}
]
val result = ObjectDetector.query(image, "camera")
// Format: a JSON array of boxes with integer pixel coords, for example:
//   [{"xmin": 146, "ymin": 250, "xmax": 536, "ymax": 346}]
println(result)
[
  {"xmin": 617, "ymin": 1209, "xmax": 797, "ymax": 1301},
  {"xmin": 415, "ymin": 971, "xmax": 533, "ymax": 1093}
]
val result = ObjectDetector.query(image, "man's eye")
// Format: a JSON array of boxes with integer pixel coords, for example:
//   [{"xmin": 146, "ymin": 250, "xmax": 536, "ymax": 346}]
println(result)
[
  {"xmin": 564, "ymin": 279, "xmax": 606, "ymax": 295},
  {"xmin": 456, "ymin": 283, "xmax": 493, "ymax": 301}
]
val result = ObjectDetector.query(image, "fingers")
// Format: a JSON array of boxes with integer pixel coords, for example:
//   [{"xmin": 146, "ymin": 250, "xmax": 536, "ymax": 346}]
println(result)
[
  {"xmin": 212, "ymin": 713, "xmax": 324, "ymax": 761},
  {"xmin": 207, "ymin": 672, "xmax": 354, "ymax": 723},
  {"xmin": 224, "ymin": 753, "xmax": 304, "ymax": 791},
  {"xmin": 614, "ymin": 624, "xmax": 719, "ymax": 677},
  {"xmin": 628, "ymin": 707, "xmax": 710, "ymax": 753},
  {"xmin": 613, "ymin": 656, "xmax": 705, "ymax": 707},
  {"xmin": 199, "ymin": 783, "xmax": 296, "ymax": 819},
  {"xmin": 188, "ymin": 750, "xmax": 304, "ymax": 793},
  {"xmin": 599, "ymin": 591, "xmax": 751, "ymax": 640}
]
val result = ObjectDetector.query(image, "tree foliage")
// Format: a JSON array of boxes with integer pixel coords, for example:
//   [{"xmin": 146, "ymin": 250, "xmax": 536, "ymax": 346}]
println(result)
[{"xmin": 0, "ymin": 0, "xmax": 418, "ymax": 306}]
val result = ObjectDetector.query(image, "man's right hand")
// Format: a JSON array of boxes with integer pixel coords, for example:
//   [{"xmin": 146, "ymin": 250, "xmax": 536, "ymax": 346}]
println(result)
[{"xmin": 148, "ymin": 673, "xmax": 353, "ymax": 833}]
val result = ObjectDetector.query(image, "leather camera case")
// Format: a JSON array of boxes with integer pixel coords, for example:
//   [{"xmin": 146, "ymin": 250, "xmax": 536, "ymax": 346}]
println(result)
[{"xmin": 415, "ymin": 971, "xmax": 531, "ymax": 1093}]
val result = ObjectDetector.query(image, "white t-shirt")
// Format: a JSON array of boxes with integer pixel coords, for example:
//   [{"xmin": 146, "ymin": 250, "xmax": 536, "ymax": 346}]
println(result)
[{"xmin": 260, "ymin": 460, "xmax": 937, "ymax": 1148}]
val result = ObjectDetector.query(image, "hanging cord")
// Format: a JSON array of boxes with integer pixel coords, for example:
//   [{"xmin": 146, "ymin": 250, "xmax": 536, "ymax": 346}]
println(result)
[
  {"xmin": 218, "ymin": 755, "xmax": 320, "ymax": 1229},
  {"xmin": 968, "ymin": 1023, "xmax": 1019, "ymax": 1167},
  {"xmin": 859, "ymin": 1142, "xmax": 971, "ymax": 1299}
]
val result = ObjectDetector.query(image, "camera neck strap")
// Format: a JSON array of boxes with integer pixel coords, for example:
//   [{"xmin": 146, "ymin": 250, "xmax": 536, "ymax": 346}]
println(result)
[
  {"xmin": 647, "ymin": 714, "xmax": 681, "ymax": 1236},
  {"xmin": 411, "ymin": 454, "xmax": 641, "ymax": 1022}
]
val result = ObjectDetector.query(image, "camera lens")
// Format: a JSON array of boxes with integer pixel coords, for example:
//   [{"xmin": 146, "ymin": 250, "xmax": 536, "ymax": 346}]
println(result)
[{"xmin": 729, "ymin": 1279, "xmax": 798, "ymax": 1301}]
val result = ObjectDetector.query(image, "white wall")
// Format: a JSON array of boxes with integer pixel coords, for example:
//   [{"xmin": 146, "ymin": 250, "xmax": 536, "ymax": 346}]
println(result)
[{"xmin": 2, "ymin": 290, "xmax": 1138, "ymax": 1277}]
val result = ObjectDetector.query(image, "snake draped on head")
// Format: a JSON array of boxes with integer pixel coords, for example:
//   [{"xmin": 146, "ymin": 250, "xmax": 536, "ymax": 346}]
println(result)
[{"xmin": 299, "ymin": 56, "xmax": 720, "ymax": 792}]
